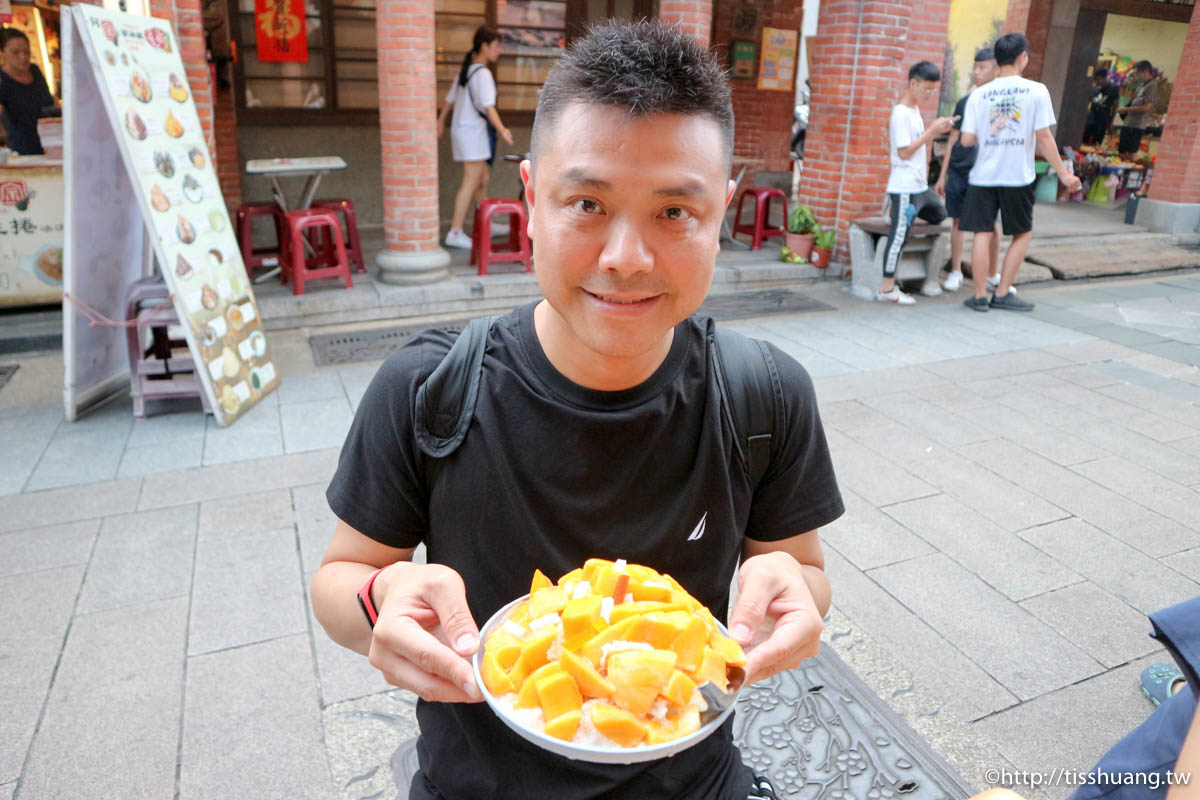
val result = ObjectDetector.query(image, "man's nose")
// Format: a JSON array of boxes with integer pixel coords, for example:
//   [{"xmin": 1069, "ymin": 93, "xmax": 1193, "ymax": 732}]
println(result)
[{"xmin": 597, "ymin": 217, "xmax": 653, "ymax": 275}]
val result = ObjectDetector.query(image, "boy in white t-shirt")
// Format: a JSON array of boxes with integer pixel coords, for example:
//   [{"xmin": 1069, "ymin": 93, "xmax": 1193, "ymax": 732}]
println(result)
[
  {"xmin": 877, "ymin": 61, "xmax": 956, "ymax": 305},
  {"xmin": 958, "ymin": 33, "xmax": 1082, "ymax": 312}
]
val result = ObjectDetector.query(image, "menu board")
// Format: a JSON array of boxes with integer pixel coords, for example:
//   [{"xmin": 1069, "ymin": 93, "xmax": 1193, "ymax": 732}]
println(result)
[
  {"xmin": 72, "ymin": 5, "xmax": 278, "ymax": 425},
  {"xmin": 757, "ymin": 27, "xmax": 797, "ymax": 92}
]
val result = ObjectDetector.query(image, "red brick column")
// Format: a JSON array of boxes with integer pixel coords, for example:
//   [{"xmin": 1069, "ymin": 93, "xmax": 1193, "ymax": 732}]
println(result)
[
  {"xmin": 658, "ymin": 1, "xmax": 712, "ymax": 47},
  {"xmin": 374, "ymin": 0, "xmax": 449, "ymax": 284},
  {"xmin": 1004, "ymin": 0, "xmax": 1052, "ymax": 81},
  {"xmin": 173, "ymin": 0, "xmax": 215, "ymax": 151},
  {"xmin": 214, "ymin": 85, "xmax": 242, "ymax": 209},
  {"xmin": 798, "ymin": 0, "xmax": 952, "ymax": 263},
  {"xmin": 1142, "ymin": 3, "xmax": 1200, "ymax": 231}
]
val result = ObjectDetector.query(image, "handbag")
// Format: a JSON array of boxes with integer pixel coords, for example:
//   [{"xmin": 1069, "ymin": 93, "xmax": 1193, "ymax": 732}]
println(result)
[{"xmin": 465, "ymin": 65, "xmax": 498, "ymax": 165}]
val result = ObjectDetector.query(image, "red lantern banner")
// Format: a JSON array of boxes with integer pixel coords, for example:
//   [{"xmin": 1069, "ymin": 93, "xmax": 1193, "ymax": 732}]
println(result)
[{"xmin": 255, "ymin": 0, "xmax": 307, "ymax": 63}]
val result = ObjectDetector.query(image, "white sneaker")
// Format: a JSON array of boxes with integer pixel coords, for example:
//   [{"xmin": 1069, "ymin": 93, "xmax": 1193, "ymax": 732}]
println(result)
[
  {"xmin": 920, "ymin": 283, "xmax": 943, "ymax": 297},
  {"xmin": 490, "ymin": 219, "xmax": 510, "ymax": 238},
  {"xmin": 986, "ymin": 275, "xmax": 1017, "ymax": 294},
  {"xmin": 876, "ymin": 288, "xmax": 916, "ymax": 305},
  {"xmin": 444, "ymin": 229, "xmax": 472, "ymax": 249},
  {"xmin": 943, "ymin": 271, "xmax": 963, "ymax": 292}
]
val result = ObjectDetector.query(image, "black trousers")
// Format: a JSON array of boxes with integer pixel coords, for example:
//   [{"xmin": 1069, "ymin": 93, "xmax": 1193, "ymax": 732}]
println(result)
[{"xmin": 883, "ymin": 189, "xmax": 946, "ymax": 278}]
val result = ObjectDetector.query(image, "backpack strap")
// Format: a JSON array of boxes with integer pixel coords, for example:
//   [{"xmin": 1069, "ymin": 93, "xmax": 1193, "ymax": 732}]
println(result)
[
  {"xmin": 414, "ymin": 315, "xmax": 499, "ymax": 458},
  {"xmin": 712, "ymin": 327, "xmax": 783, "ymax": 488}
]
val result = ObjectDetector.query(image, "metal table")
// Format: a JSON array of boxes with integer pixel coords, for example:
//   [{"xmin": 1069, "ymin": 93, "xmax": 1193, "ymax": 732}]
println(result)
[{"xmin": 244, "ymin": 156, "xmax": 348, "ymax": 281}]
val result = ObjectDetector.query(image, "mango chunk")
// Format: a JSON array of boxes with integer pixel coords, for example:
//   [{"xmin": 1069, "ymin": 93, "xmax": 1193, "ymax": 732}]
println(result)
[
  {"xmin": 480, "ymin": 650, "xmax": 515, "ymax": 696},
  {"xmin": 485, "ymin": 630, "xmax": 524, "ymax": 671},
  {"xmin": 628, "ymin": 611, "xmax": 688, "ymax": 651},
  {"xmin": 559, "ymin": 649, "xmax": 615, "ymax": 698},
  {"xmin": 536, "ymin": 671, "xmax": 583, "ymax": 721},
  {"xmin": 607, "ymin": 649, "xmax": 677, "ymax": 716},
  {"xmin": 710, "ymin": 634, "xmax": 747, "ymax": 667},
  {"xmin": 561, "ymin": 595, "xmax": 603, "ymax": 640},
  {"xmin": 581, "ymin": 615, "xmax": 639, "ymax": 666},
  {"xmin": 529, "ymin": 585, "xmax": 569, "ymax": 619},
  {"xmin": 508, "ymin": 600, "xmax": 532, "ymax": 626},
  {"xmin": 661, "ymin": 669, "xmax": 696, "ymax": 707},
  {"xmin": 670, "ymin": 616, "xmax": 708, "ymax": 672},
  {"xmin": 630, "ymin": 579, "xmax": 672, "ymax": 602},
  {"xmin": 515, "ymin": 661, "xmax": 563, "ymax": 709},
  {"xmin": 590, "ymin": 703, "xmax": 648, "ymax": 747},
  {"xmin": 530, "ymin": 569, "xmax": 552, "ymax": 594},
  {"xmin": 557, "ymin": 567, "xmax": 584, "ymax": 587},
  {"xmin": 609, "ymin": 601, "xmax": 675, "ymax": 624},
  {"xmin": 695, "ymin": 648, "xmax": 727, "ymax": 691},
  {"xmin": 582, "ymin": 558, "xmax": 613, "ymax": 582},
  {"xmin": 516, "ymin": 625, "xmax": 558, "ymax": 672},
  {"xmin": 544, "ymin": 709, "xmax": 581, "ymax": 741}
]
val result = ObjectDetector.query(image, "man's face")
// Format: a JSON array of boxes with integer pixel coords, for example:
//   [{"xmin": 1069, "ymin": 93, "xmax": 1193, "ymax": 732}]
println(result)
[
  {"xmin": 1094, "ymin": 73, "xmax": 1108, "ymax": 87},
  {"xmin": 521, "ymin": 104, "xmax": 734, "ymax": 372},
  {"xmin": 1138, "ymin": 68, "xmax": 1153, "ymax": 83},
  {"xmin": 910, "ymin": 79, "xmax": 939, "ymax": 100},
  {"xmin": 973, "ymin": 59, "xmax": 997, "ymax": 86}
]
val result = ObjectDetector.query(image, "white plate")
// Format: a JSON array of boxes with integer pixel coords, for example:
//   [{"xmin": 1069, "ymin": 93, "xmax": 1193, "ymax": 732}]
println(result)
[{"xmin": 472, "ymin": 594, "xmax": 737, "ymax": 764}]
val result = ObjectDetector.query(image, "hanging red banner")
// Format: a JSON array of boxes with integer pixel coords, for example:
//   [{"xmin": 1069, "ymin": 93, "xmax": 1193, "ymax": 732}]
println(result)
[{"xmin": 255, "ymin": 0, "xmax": 307, "ymax": 63}]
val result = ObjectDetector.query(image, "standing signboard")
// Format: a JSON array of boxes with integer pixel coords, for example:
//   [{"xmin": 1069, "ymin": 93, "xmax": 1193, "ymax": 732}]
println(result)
[{"xmin": 63, "ymin": 5, "xmax": 279, "ymax": 424}]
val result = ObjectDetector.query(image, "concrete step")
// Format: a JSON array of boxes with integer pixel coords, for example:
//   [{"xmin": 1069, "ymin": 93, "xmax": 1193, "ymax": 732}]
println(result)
[{"xmin": 0, "ymin": 306, "xmax": 61, "ymax": 355}]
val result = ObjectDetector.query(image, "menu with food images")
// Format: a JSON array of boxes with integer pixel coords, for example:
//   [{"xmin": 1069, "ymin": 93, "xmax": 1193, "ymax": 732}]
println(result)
[{"xmin": 70, "ymin": 5, "xmax": 278, "ymax": 425}]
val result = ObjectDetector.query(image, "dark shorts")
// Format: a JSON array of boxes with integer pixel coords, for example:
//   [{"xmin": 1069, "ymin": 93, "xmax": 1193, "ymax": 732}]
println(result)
[
  {"xmin": 960, "ymin": 183, "xmax": 1035, "ymax": 236},
  {"xmin": 1119, "ymin": 126, "xmax": 1145, "ymax": 155},
  {"xmin": 944, "ymin": 167, "xmax": 970, "ymax": 220}
]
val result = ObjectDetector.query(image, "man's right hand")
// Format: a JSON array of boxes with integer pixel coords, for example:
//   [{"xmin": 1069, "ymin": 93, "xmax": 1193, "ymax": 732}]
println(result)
[
  {"xmin": 368, "ymin": 562, "xmax": 484, "ymax": 703},
  {"xmin": 930, "ymin": 116, "xmax": 956, "ymax": 136},
  {"xmin": 934, "ymin": 177, "xmax": 946, "ymax": 197}
]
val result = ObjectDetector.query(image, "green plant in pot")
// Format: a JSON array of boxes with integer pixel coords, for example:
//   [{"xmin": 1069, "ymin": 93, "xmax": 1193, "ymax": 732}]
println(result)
[
  {"xmin": 785, "ymin": 205, "xmax": 818, "ymax": 259},
  {"xmin": 809, "ymin": 227, "xmax": 837, "ymax": 268}
]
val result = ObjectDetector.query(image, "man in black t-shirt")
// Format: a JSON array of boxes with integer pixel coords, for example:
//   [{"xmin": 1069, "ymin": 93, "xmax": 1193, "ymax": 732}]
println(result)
[
  {"xmin": 934, "ymin": 47, "xmax": 1002, "ymax": 293},
  {"xmin": 1083, "ymin": 68, "xmax": 1119, "ymax": 145},
  {"xmin": 311, "ymin": 20, "xmax": 844, "ymax": 800}
]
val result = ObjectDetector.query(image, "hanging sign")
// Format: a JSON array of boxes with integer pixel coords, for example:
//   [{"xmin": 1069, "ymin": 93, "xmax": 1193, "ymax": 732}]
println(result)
[
  {"xmin": 255, "ymin": 0, "xmax": 308, "ymax": 63},
  {"xmin": 757, "ymin": 26, "xmax": 797, "ymax": 92}
]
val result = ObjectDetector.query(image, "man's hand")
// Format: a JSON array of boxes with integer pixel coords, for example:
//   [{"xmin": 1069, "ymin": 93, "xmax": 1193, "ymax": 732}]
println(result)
[
  {"xmin": 1059, "ymin": 172, "xmax": 1082, "ymax": 194},
  {"xmin": 934, "ymin": 175, "xmax": 946, "ymax": 197},
  {"xmin": 930, "ymin": 116, "xmax": 957, "ymax": 136},
  {"xmin": 728, "ymin": 551, "xmax": 823, "ymax": 685},
  {"xmin": 499, "ymin": 126, "xmax": 515, "ymax": 146},
  {"xmin": 436, "ymin": 119, "xmax": 445, "ymax": 140},
  {"xmin": 368, "ymin": 562, "xmax": 483, "ymax": 703}
]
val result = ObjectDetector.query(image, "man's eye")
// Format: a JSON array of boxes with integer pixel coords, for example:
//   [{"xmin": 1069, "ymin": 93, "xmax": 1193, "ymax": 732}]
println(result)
[
  {"xmin": 661, "ymin": 207, "xmax": 693, "ymax": 221},
  {"xmin": 572, "ymin": 199, "xmax": 602, "ymax": 214}
]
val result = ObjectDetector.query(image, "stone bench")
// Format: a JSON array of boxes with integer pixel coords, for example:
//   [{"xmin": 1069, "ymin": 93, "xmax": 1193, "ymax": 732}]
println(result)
[{"xmin": 848, "ymin": 217, "xmax": 950, "ymax": 301}]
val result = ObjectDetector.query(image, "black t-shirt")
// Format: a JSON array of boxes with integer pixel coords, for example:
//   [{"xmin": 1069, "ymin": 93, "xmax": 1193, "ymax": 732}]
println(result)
[
  {"xmin": 947, "ymin": 93, "xmax": 976, "ymax": 174},
  {"xmin": 1087, "ymin": 83, "xmax": 1119, "ymax": 122},
  {"xmin": 327, "ymin": 302, "xmax": 844, "ymax": 800},
  {"xmin": 0, "ymin": 66, "xmax": 53, "ymax": 155}
]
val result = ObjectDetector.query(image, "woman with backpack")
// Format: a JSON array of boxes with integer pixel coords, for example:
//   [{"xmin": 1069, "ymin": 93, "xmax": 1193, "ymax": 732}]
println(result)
[{"xmin": 437, "ymin": 26, "xmax": 514, "ymax": 250}]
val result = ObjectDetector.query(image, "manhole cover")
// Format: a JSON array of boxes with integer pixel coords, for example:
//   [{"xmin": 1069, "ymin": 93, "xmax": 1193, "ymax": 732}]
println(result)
[
  {"xmin": 311, "ymin": 290, "xmax": 834, "ymax": 367},
  {"xmin": 0, "ymin": 364, "xmax": 17, "ymax": 393}
]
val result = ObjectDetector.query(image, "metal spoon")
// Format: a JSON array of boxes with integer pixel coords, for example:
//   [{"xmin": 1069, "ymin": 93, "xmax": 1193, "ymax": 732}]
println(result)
[{"xmin": 696, "ymin": 665, "xmax": 747, "ymax": 725}]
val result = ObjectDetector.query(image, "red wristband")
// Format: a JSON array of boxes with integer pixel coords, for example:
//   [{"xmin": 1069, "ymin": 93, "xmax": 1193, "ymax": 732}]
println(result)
[{"xmin": 357, "ymin": 567, "xmax": 386, "ymax": 629}]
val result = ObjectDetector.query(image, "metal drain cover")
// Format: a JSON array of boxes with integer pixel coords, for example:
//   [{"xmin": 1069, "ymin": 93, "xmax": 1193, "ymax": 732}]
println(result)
[{"xmin": 0, "ymin": 364, "xmax": 17, "ymax": 393}]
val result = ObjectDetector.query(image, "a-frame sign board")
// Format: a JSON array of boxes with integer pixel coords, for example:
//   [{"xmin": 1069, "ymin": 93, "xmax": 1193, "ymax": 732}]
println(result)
[{"xmin": 63, "ymin": 5, "xmax": 279, "ymax": 425}]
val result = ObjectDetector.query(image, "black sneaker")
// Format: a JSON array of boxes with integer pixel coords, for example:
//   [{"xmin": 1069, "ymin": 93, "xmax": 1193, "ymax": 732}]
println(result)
[
  {"xmin": 990, "ymin": 292, "xmax": 1035, "ymax": 312},
  {"xmin": 963, "ymin": 296, "xmax": 990, "ymax": 312}
]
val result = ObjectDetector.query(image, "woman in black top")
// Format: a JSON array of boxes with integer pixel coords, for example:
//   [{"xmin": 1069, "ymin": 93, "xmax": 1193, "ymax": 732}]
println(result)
[{"xmin": 0, "ymin": 28, "xmax": 54, "ymax": 155}]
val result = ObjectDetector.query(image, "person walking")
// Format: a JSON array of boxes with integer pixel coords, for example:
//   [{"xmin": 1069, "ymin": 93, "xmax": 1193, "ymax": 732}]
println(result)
[
  {"xmin": 0, "ymin": 28, "xmax": 55, "ymax": 155},
  {"xmin": 437, "ymin": 26, "xmax": 515, "ymax": 250},
  {"xmin": 935, "ymin": 47, "xmax": 1003, "ymax": 294},
  {"xmin": 958, "ymin": 33, "xmax": 1082, "ymax": 312}
]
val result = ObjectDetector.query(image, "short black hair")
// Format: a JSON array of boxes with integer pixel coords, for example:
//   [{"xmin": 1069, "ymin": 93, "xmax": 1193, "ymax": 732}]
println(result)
[
  {"xmin": 0, "ymin": 27, "xmax": 29, "ymax": 48},
  {"xmin": 908, "ymin": 61, "xmax": 941, "ymax": 82},
  {"xmin": 974, "ymin": 47, "xmax": 995, "ymax": 62},
  {"xmin": 993, "ymin": 33, "xmax": 1029, "ymax": 66},
  {"xmin": 1134, "ymin": 60, "xmax": 1154, "ymax": 73},
  {"xmin": 1094, "ymin": 67, "xmax": 1108, "ymax": 79},
  {"xmin": 530, "ymin": 20, "xmax": 733, "ymax": 165}
]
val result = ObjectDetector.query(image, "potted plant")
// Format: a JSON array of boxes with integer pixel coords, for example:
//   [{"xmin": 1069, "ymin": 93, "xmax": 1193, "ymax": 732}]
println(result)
[
  {"xmin": 785, "ymin": 205, "xmax": 818, "ymax": 259},
  {"xmin": 809, "ymin": 227, "xmax": 836, "ymax": 268}
]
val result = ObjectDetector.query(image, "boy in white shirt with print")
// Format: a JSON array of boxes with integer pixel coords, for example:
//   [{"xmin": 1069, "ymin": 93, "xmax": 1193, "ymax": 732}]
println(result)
[
  {"xmin": 877, "ymin": 61, "xmax": 956, "ymax": 305},
  {"xmin": 958, "ymin": 33, "xmax": 1082, "ymax": 312}
]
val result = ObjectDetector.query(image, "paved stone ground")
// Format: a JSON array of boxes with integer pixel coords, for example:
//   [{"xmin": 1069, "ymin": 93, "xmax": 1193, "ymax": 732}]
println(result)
[{"xmin": 2, "ymin": 271, "xmax": 1200, "ymax": 800}]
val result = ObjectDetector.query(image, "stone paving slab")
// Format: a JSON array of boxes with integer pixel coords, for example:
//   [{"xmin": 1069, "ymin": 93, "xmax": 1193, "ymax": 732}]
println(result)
[
  {"xmin": 1020, "ymin": 518, "xmax": 1200, "ymax": 614},
  {"xmin": 971, "ymin": 652, "xmax": 1168, "ymax": 800},
  {"xmin": 0, "ymin": 407, "xmax": 60, "ymax": 496},
  {"xmin": 294, "ymin": 482, "xmax": 338, "ymax": 575},
  {"xmin": 1071, "ymin": 457, "xmax": 1200, "ymax": 540},
  {"xmin": 19, "ymin": 597, "xmax": 188, "ymax": 800},
  {"xmin": 1163, "ymin": 547, "xmax": 1200, "ymax": 583},
  {"xmin": 819, "ymin": 488, "xmax": 937, "ymax": 571},
  {"xmin": 868, "ymin": 553, "xmax": 1102, "ymax": 701},
  {"xmin": 197, "ymin": 487, "xmax": 295, "ymax": 542},
  {"xmin": 0, "ymin": 519, "xmax": 97, "ymax": 578},
  {"xmin": 138, "ymin": 448, "xmax": 338, "ymax": 510},
  {"xmin": 825, "ymin": 429, "xmax": 939, "ymax": 507},
  {"xmin": 304, "ymin": 569, "xmax": 394, "ymax": 707},
  {"xmin": 1057, "ymin": 418, "xmax": 1200, "ymax": 486},
  {"xmin": 323, "ymin": 691, "xmax": 418, "ymax": 800},
  {"xmin": 0, "ymin": 477, "xmax": 142, "ymax": 534},
  {"xmin": 1019, "ymin": 582, "xmax": 1161, "ymax": 669}
]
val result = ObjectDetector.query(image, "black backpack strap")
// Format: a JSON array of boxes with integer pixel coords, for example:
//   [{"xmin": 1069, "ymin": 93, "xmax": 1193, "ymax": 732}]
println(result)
[
  {"xmin": 712, "ymin": 327, "xmax": 783, "ymax": 488},
  {"xmin": 414, "ymin": 315, "xmax": 499, "ymax": 458}
]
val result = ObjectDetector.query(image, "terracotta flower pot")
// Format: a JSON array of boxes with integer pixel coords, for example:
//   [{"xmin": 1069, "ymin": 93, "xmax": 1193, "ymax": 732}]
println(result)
[
  {"xmin": 809, "ymin": 246, "xmax": 832, "ymax": 268},
  {"xmin": 784, "ymin": 232, "xmax": 815, "ymax": 259}
]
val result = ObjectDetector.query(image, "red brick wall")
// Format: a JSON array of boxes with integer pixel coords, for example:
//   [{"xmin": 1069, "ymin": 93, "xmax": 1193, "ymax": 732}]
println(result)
[
  {"xmin": 173, "ymin": 0, "xmax": 215, "ymax": 150},
  {"xmin": 214, "ymin": 86, "xmax": 242, "ymax": 208},
  {"xmin": 1148, "ymin": 3, "xmax": 1200, "ymax": 205},
  {"xmin": 711, "ymin": 1, "xmax": 804, "ymax": 175},
  {"xmin": 797, "ymin": 0, "xmax": 952, "ymax": 261},
  {"xmin": 1004, "ymin": 0, "xmax": 1052, "ymax": 81},
  {"xmin": 658, "ymin": 0, "xmax": 712, "ymax": 46},
  {"xmin": 377, "ymin": 1, "xmax": 440, "ymax": 252}
]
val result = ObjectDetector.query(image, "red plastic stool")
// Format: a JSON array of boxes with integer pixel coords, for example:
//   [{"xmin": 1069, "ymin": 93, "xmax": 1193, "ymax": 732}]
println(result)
[
  {"xmin": 469, "ymin": 198, "xmax": 531, "ymax": 276},
  {"xmin": 281, "ymin": 209, "xmax": 354, "ymax": 295},
  {"xmin": 310, "ymin": 198, "xmax": 366, "ymax": 273},
  {"xmin": 235, "ymin": 202, "xmax": 286, "ymax": 270},
  {"xmin": 732, "ymin": 187, "xmax": 788, "ymax": 250}
]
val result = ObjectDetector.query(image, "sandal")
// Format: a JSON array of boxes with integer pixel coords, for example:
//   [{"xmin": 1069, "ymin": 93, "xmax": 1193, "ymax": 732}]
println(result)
[{"xmin": 1140, "ymin": 662, "xmax": 1186, "ymax": 708}]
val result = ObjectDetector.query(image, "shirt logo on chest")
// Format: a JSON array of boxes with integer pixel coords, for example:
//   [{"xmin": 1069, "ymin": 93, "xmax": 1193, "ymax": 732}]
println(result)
[{"xmin": 687, "ymin": 512, "xmax": 708, "ymax": 542}]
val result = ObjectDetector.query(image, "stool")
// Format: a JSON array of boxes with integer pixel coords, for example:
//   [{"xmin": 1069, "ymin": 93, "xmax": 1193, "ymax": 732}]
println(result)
[
  {"xmin": 282, "ymin": 209, "xmax": 354, "ymax": 295},
  {"xmin": 235, "ymin": 202, "xmax": 287, "ymax": 271},
  {"xmin": 123, "ymin": 276, "xmax": 211, "ymax": 418},
  {"xmin": 732, "ymin": 187, "xmax": 787, "ymax": 250},
  {"xmin": 469, "ymin": 198, "xmax": 531, "ymax": 276},
  {"xmin": 311, "ymin": 198, "xmax": 366, "ymax": 273}
]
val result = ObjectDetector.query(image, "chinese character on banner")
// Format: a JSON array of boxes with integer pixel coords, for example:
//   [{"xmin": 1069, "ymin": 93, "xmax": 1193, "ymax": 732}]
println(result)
[{"xmin": 255, "ymin": 0, "xmax": 307, "ymax": 63}]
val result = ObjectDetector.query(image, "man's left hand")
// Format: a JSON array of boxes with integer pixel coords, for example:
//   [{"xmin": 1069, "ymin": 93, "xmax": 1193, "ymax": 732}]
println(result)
[{"xmin": 728, "ymin": 551, "xmax": 823, "ymax": 685}]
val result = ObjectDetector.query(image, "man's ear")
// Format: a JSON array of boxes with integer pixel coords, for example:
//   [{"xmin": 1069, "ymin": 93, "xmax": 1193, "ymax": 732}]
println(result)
[{"xmin": 520, "ymin": 158, "xmax": 535, "ymax": 232}]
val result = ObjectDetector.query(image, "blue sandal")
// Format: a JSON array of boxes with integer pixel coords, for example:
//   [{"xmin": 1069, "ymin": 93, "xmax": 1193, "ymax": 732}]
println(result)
[{"xmin": 1140, "ymin": 662, "xmax": 1186, "ymax": 708}]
